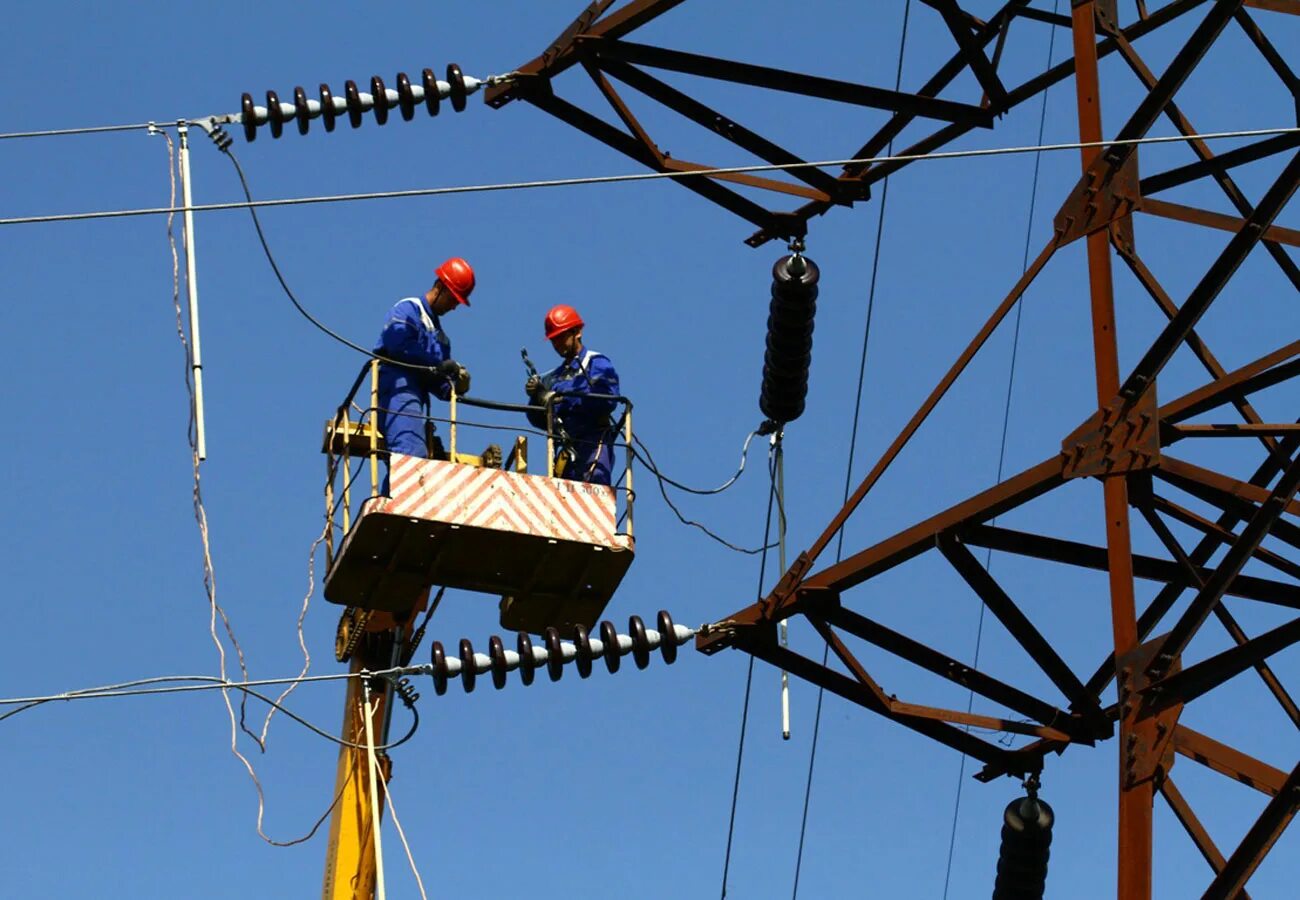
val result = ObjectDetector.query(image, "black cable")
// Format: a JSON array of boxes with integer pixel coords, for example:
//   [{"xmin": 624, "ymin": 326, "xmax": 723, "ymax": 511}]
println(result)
[
  {"xmin": 791, "ymin": 4, "xmax": 911, "ymax": 895},
  {"xmin": 720, "ymin": 439, "xmax": 781, "ymax": 898},
  {"xmin": 631, "ymin": 430, "xmax": 760, "ymax": 495},
  {"xmin": 940, "ymin": 6, "xmax": 1060, "ymax": 898},
  {"xmin": 209, "ymin": 133, "xmax": 464, "ymax": 396}
]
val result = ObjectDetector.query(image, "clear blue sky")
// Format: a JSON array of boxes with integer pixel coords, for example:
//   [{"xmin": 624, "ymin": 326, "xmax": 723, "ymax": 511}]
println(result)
[{"xmin": 2, "ymin": 2, "xmax": 1298, "ymax": 897}]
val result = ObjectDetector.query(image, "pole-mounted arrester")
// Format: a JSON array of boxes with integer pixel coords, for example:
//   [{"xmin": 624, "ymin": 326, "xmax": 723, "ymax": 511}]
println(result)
[
  {"xmin": 992, "ymin": 785, "xmax": 1054, "ymax": 900},
  {"xmin": 759, "ymin": 245, "xmax": 820, "ymax": 428}
]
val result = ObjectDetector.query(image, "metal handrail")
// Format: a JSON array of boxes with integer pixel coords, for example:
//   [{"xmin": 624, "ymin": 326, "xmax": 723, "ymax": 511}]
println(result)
[{"xmin": 324, "ymin": 365, "xmax": 636, "ymax": 566}]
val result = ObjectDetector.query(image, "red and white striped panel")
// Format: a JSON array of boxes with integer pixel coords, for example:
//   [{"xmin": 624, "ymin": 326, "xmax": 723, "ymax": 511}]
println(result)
[{"xmin": 374, "ymin": 453, "xmax": 622, "ymax": 546}]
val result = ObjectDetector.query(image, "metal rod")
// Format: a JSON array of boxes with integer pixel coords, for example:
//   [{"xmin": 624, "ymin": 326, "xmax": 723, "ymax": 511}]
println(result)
[
  {"xmin": 360, "ymin": 681, "xmax": 387, "ymax": 900},
  {"xmin": 369, "ymin": 360, "xmax": 380, "ymax": 497},
  {"xmin": 177, "ymin": 123, "xmax": 207, "ymax": 461},
  {"xmin": 1068, "ymin": 5, "xmax": 1148, "ymax": 896},
  {"xmin": 776, "ymin": 436, "xmax": 790, "ymax": 740}
]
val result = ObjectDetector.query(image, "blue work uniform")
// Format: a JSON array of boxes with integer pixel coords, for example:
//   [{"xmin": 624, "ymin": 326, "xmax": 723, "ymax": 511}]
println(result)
[
  {"xmin": 374, "ymin": 296, "xmax": 454, "ymax": 465},
  {"xmin": 527, "ymin": 349, "xmax": 620, "ymax": 485}
]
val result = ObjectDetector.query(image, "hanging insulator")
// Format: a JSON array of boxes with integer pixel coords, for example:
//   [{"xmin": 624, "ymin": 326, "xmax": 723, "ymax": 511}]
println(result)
[
  {"xmin": 759, "ymin": 252, "xmax": 820, "ymax": 427},
  {"xmin": 992, "ymin": 793, "xmax": 1054, "ymax": 900}
]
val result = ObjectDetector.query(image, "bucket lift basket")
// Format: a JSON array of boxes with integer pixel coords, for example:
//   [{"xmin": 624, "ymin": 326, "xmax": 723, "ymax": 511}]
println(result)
[{"xmin": 320, "ymin": 361, "xmax": 635, "ymax": 635}]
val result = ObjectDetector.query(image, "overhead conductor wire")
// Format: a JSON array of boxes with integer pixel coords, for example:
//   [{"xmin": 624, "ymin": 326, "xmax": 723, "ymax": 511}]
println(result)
[
  {"xmin": 791, "ymin": 2, "xmax": 911, "ymax": 895},
  {"xmin": 720, "ymin": 438, "xmax": 782, "ymax": 899},
  {"xmin": 941, "ymin": 6, "xmax": 1061, "ymax": 896},
  {"xmin": 2, "ymin": 125, "xmax": 1296, "ymax": 226}
]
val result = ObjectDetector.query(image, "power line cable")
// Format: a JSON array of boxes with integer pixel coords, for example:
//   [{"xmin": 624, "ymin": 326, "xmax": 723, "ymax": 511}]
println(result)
[
  {"xmin": 720, "ymin": 439, "xmax": 782, "ymax": 898},
  {"xmin": 2, "ymin": 125, "xmax": 1295, "ymax": 227},
  {"xmin": 941, "ymin": 6, "xmax": 1061, "ymax": 897},
  {"xmin": 791, "ymin": 3, "xmax": 911, "ymax": 894},
  {"xmin": 0, "ymin": 121, "xmax": 171, "ymax": 140}
]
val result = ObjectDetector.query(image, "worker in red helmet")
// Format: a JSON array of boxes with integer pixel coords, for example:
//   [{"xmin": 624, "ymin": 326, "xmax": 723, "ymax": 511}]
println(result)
[
  {"xmin": 524, "ymin": 304, "xmax": 621, "ymax": 485},
  {"xmin": 374, "ymin": 257, "xmax": 475, "ymax": 479}
]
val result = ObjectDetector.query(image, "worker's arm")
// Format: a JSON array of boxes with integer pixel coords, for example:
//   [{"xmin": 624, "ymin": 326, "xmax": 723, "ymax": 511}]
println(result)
[{"xmin": 377, "ymin": 303, "xmax": 459, "ymax": 399}]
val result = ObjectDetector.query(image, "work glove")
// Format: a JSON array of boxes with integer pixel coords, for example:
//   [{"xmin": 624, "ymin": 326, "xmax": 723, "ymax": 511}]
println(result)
[
  {"xmin": 525, "ymin": 374, "xmax": 542, "ymax": 398},
  {"xmin": 437, "ymin": 359, "xmax": 471, "ymax": 395}
]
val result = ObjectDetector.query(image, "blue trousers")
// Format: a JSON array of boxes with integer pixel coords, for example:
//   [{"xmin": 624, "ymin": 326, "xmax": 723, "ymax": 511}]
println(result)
[{"xmin": 380, "ymin": 389, "xmax": 427, "ymax": 494}]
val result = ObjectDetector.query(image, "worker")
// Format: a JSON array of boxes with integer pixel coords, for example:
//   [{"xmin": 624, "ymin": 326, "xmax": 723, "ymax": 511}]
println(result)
[
  {"xmin": 524, "ymin": 304, "xmax": 621, "ymax": 485},
  {"xmin": 375, "ymin": 257, "xmax": 475, "ymax": 481}
]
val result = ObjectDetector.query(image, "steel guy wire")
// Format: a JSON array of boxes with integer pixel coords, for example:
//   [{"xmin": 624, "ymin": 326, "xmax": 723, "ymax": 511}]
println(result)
[
  {"xmin": 2, "ymin": 125, "xmax": 1297, "ymax": 226},
  {"xmin": 941, "ymin": 7, "xmax": 1062, "ymax": 897},
  {"xmin": 792, "ymin": 2, "xmax": 911, "ymax": 895}
]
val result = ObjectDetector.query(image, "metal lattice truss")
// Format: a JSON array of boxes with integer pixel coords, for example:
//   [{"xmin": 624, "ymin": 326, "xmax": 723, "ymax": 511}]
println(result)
[{"xmin": 497, "ymin": 1, "xmax": 1300, "ymax": 898}]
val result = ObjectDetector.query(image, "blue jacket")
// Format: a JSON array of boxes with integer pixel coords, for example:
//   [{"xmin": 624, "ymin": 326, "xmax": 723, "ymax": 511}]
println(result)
[
  {"xmin": 374, "ymin": 297, "xmax": 454, "ymax": 403},
  {"xmin": 526, "ymin": 349, "xmax": 620, "ymax": 440}
]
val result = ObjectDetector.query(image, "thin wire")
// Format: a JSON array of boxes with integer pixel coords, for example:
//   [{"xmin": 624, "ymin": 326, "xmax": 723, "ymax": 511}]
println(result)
[
  {"xmin": 0, "ymin": 671, "xmax": 422, "ymax": 752},
  {"xmin": 941, "ymin": 6, "xmax": 1060, "ymax": 897},
  {"xmin": 255, "ymin": 521, "xmax": 327, "ymax": 748},
  {"xmin": 631, "ymin": 430, "xmax": 761, "ymax": 495},
  {"xmin": 792, "ymin": 4, "xmax": 911, "ymax": 895},
  {"xmin": 0, "ymin": 121, "xmax": 168, "ymax": 140},
  {"xmin": 720, "ymin": 440, "xmax": 781, "ymax": 898},
  {"xmin": 0, "ymin": 666, "xmax": 427, "ymax": 706},
  {"xmin": 3, "ymin": 125, "xmax": 1295, "ymax": 226},
  {"xmin": 384, "ymin": 770, "xmax": 431, "ymax": 900}
]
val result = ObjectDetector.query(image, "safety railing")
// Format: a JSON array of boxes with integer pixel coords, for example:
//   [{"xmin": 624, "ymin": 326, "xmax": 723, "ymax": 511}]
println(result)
[{"xmin": 323, "ymin": 362, "xmax": 636, "ymax": 568}]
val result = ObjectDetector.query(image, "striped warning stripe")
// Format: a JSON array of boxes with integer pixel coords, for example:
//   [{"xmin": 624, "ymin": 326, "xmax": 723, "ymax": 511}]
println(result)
[{"xmin": 379, "ymin": 454, "xmax": 619, "ymax": 545}]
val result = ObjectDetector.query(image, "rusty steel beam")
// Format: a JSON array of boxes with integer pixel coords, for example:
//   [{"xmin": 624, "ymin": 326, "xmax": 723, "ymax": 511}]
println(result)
[
  {"xmin": 1149, "ymin": 449, "xmax": 1300, "ymax": 678},
  {"xmin": 731, "ymin": 624, "xmax": 1023, "ymax": 769},
  {"xmin": 1204, "ymin": 760, "xmax": 1300, "ymax": 899},
  {"xmin": 1134, "ymin": 493, "xmax": 1300, "ymax": 728},
  {"xmin": 1144, "ymin": 614, "xmax": 1300, "ymax": 712},
  {"xmin": 1140, "ymin": 130, "xmax": 1300, "ymax": 195},
  {"xmin": 1160, "ymin": 778, "xmax": 1251, "ymax": 897},
  {"xmin": 938, "ymin": 535, "xmax": 1106, "ymax": 728},
  {"xmin": 585, "ymin": 37, "xmax": 993, "ymax": 124},
  {"xmin": 961, "ymin": 524, "xmax": 1300, "ymax": 607},
  {"xmin": 1175, "ymin": 725, "xmax": 1289, "ymax": 796},
  {"xmin": 1139, "ymin": 198, "xmax": 1300, "ymax": 248},
  {"xmin": 1121, "ymin": 149, "xmax": 1300, "ymax": 400},
  {"xmin": 1149, "ymin": 493, "xmax": 1300, "ymax": 582}
]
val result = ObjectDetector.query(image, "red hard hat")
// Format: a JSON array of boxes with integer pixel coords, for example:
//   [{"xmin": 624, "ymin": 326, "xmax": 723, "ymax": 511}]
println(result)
[
  {"xmin": 544, "ymin": 304, "xmax": 584, "ymax": 339},
  {"xmin": 435, "ymin": 257, "xmax": 475, "ymax": 306}
]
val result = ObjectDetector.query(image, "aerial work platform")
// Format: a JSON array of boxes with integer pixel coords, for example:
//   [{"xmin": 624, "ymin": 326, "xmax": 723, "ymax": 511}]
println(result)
[
  {"xmin": 321, "ymin": 362, "xmax": 635, "ymax": 636},
  {"xmin": 325, "ymin": 452, "xmax": 634, "ymax": 632}
]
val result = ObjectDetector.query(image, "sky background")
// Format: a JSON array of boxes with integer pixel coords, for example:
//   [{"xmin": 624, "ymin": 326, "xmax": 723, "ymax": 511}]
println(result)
[{"xmin": 2, "ymin": 2, "xmax": 1298, "ymax": 897}]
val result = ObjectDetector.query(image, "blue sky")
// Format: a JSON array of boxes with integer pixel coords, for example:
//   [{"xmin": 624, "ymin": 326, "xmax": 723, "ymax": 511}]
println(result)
[{"xmin": 2, "ymin": 2, "xmax": 1298, "ymax": 897}]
